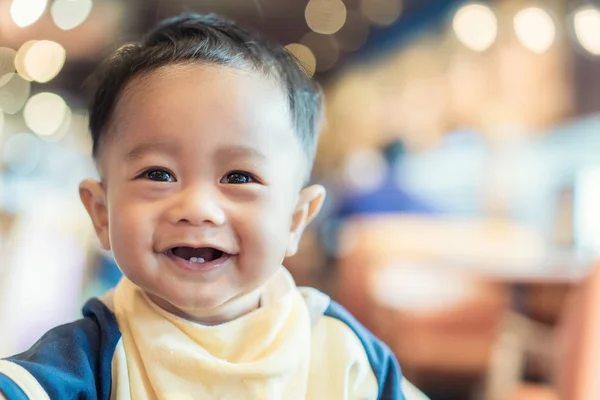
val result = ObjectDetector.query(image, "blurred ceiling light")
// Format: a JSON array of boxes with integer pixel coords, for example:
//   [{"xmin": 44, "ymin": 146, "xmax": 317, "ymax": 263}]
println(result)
[
  {"xmin": 0, "ymin": 72, "xmax": 15, "ymax": 87},
  {"xmin": 0, "ymin": 73, "xmax": 31, "ymax": 114},
  {"xmin": 40, "ymin": 106, "xmax": 72, "ymax": 142},
  {"xmin": 51, "ymin": 0, "xmax": 93, "ymax": 31},
  {"xmin": 10, "ymin": 0, "xmax": 48, "ymax": 28},
  {"xmin": 24, "ymin": 92, "xmax": 70, "ymax": 137},
  {"xmin": 0, "ymin": 48, "xmax": 17, "ymax": 80},
  {"xmin": 23, "ymin": 40, "xmax": 66, "ymax": 83},
  {"xmin": 0, "ymin": 73, "xmax": 14, "ymax": 87},
  {"xmin": 284, "ymin": 43, "xmax": 317, "ymax": 77},
  {"xmin": 14, "ymin": 40, "xmax": 38, "ymax": 82},
  {"xmin": 305, "ymin": 0, "xmax": 347, "ymax": 35},
  {"xmin": 513, "ymin": 7, "xmax": 555, "ymax": 54},
  {"xmin": 335, "ymin": 10, "xmax": 370, "ymax": 51},
  {"xmin": 573, "ymin": 6, "xmax": 600, "ymax": 55},
  {"xmin": 453, "ymin": 3, "xmax": 497, "ymax": 52},
  {"xmin": 359, "ymin": 0, "xmax": 402, "ymax": 27},
  {"xmin": 2, "ymin": 132, "xmax": 41, "ymax": 175},
  {"xmin": 301, "ymin": 32, "xmax": 340, "ymax": 72}
]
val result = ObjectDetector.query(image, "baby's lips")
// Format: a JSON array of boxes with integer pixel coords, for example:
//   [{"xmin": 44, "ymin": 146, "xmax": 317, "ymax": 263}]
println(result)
[{"xmin": 160, "ymin": 242, "xmax": 236, "ymax": 256}]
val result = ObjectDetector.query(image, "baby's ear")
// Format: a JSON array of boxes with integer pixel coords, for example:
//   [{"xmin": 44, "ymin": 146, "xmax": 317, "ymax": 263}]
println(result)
[
  {"xmin": 286, "ymin": 184, "xmax": 326, "ymax": 257},
  {"xmin": 79, "ymin": 179, "xmax": 111, "ymax": 250}
]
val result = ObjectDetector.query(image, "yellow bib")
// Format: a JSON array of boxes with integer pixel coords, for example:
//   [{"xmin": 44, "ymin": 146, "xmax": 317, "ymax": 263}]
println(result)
[{"xmin": 112, "ymin": 269, "xmax": 312, "ymax": 400}]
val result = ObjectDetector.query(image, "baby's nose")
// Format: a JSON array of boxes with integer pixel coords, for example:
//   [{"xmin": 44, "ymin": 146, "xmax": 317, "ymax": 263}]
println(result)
[{"xmin": 168, "ymin": 186, "xmax": 226, "ymax": 227}]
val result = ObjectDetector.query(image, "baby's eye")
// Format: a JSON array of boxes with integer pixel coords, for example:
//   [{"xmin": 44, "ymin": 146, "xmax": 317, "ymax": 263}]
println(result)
[
  {"xmin": 144, "ymin": 169, "xmax": 175, "ymax": 182},
  {"xmin": 221, "ymin": 171, "xmax": 255, "ymax": 184}
]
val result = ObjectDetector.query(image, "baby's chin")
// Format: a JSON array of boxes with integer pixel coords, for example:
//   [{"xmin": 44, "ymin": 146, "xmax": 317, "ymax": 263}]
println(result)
[
  {"xmin": 147, "ymin": 288, "xmax": 232, "ymax": 314},
  {"xmin": 145, "ymin": 286, "xmax": 261, "ymax": 325}
]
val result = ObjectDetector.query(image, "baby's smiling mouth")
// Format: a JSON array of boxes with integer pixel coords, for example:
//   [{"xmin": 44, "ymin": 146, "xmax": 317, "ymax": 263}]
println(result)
[{"xmin": 169, "ymin": 247, "xmax": 226, "ymax": 264}]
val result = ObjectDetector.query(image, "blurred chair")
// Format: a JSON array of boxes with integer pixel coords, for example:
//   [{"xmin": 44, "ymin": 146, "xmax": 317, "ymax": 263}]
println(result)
[
  {"xmin": 368, "ymin": 266, "xmax": 508, "ymax": 381},
  {"xmin": 332, "ymin": 215, "xmax": 547, "ymax": 387},
  {"xmin": 484, "ymin": 312, "xmax": 555, "ymax": 400},
  {"xmin": 498, "ymin": 263, "xmax": 600, "ymax": 400},
  {"xmin": 509, "ymin": 385, "xmax": 558, "ymax": 400},
  {"xmin": 556, "ymin": 261, "xmax": 600, "ymax": 400}
]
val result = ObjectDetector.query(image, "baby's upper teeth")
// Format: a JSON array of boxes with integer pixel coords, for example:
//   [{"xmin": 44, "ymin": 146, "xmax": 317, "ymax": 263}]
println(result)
[{"xmin": 189, "ymin": 257, "xmax": 206, "ymax": 263}]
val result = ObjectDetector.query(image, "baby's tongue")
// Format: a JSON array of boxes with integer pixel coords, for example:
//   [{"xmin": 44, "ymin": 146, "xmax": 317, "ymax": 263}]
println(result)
[{"xmin": 173, "ymin": 247, "xmax": 218, "ymax": 261}]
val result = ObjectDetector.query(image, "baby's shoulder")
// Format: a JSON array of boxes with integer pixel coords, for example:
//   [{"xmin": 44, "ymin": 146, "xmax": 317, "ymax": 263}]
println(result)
[
  {"xmin": 310, "ymin": 298, "xmax": 398, "ymax": 372},
  {"xmin": 299, "ymin": 286, "xmax": 392, "ymax": 360},
  {"xmin": 0, "ymin": 298, "xmax": 120, "ymax": 400},
  {"xmin": 299, "ymin": 287, "xmax": 404, "ymax": 399}
]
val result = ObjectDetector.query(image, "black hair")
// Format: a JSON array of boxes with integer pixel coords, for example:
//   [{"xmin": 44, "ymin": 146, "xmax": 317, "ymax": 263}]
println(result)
[{"xmin": 87, "ymin": 13, "xmax": 323, "ymax": 171}]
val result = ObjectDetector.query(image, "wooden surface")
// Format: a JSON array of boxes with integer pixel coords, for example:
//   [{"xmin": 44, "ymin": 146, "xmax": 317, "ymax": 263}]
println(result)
[
  {"xmin": 337, "ymin": 215, "xmax": 591, "ymax": 285},
  {"xmin": 334, "ymin": 214, "xmax": 589, "ymax": 391}
]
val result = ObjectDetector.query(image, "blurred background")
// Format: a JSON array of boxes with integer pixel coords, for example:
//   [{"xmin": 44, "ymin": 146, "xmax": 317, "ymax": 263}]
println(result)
[{"xmin": 2, "ymin": 0, "xmax": 600, "ymax": 398}]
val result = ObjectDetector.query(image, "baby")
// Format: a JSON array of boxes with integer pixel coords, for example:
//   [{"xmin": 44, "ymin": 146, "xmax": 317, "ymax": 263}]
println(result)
[{"xmin": 0, "ymin": 13, "xmax": 426, "ymax": 400}]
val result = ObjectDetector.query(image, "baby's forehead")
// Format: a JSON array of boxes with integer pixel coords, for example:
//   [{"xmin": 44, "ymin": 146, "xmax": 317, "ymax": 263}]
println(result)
[
  {"xmin": 111, "ymin": 64, "xmax": 291, "ymax": 134},
  {"xmin": 97, "ymin": 64, "xmax": 307, "ymax": 172},
  {"xmin": 122, "ymin": 64, "xmax": 286, "ymax": 109}
]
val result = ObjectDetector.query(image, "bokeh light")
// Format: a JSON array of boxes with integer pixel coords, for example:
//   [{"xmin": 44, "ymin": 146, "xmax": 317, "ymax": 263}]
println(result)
[
  {"xmin": 0, "ymin": 73, "xmax": 14, "ymax": 87},
  {"xmin": 2, "ymin": 133, "xmax": 41, "ymax": 175},
  {"xmin": 305, "ymin": 0, "xmax": 347, "ymax": 35},
  {"xmin": 41, "ymin": 106, "xmax": 72, "ymax": 143},
  {"xmin": 513, "ymin": 7, "xmax": 556, "ymax": 54},
  {"xmin": 51, "ymin": 0, "xmax": 93, "ymax": 31},
  {"xmin": 301, "ymin": 32, "xmax": 340, "ymax": 72},
  {"xmin": 453, "ymin": 3, "xmax": 497, "ymax": 52},
  {"xmin": 14, "ymin": 41, "xmax": 39, "ymax": 82},
  {"xmin": 24, "ymin": 92, "xmax": 70, "ymax": 137},
  {"xmin": 343, "ymin": 149, "xmax": 387, "ymax": 192},
  {"xmin": 0, "ymin": 48, "xmax": 17, "ymax": 80},
  {"xmin": 284, "ymin": 43, "xmax": 317, "ymax": 77},
  {"xmin": 23, "ymin": 40, "xmax": 66, "ymax": 83},
  {"xmin": 573, "ymin": 6, "xmax": 600, "ymax": 56},
  {"xmin": 10, "ymin": 0, "xmax": 48, "ymax": 28},
  {"xmin": 360, "ymin": 0, "xmax": 402, "ymax": 27},
  {"xmin": 335, "ymin": 10, "xmax": 370, "ymax": 51},
  {"xmin": 0, "ymin": 73, "xmax": 31, "ymax": 115}
]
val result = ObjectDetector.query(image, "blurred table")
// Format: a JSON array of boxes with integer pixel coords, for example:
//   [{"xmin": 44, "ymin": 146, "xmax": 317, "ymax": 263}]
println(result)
[
  {"xmin": 445, "ymin": 249, "xmax": 590, "ymax": 284},
  {"xmin": 335, "ymin": 215, "xmax": 592, "ymax": 388},
  {"xmin": 371, "ymin": 250, "xmax": 590, "ymax": 326}
]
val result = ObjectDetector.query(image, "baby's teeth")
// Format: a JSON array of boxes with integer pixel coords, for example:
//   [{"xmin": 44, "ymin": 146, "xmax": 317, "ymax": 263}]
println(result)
[{"xmin": 189, "ymin": 257, "xmax": 205, "ymax": 263}]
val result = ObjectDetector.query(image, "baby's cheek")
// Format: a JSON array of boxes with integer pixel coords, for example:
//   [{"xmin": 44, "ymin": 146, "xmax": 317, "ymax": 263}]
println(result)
[
  {"xmin": 109, "ymin": 212, "xmax": 149, "ymax": 256},
  {"xmin": 263, "ymin": 214, "xmax": 296, "ymax": 258}
]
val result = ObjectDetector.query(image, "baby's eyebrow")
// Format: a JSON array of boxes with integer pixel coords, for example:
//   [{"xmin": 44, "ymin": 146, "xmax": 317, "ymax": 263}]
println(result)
[{"xmin": 125, "ymin": 141, "xmax": 181, "ymax": 162}]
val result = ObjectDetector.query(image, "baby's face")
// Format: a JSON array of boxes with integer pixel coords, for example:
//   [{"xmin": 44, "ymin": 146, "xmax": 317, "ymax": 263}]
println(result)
[{"xmin": 81, "ymin": 64, "xmax": 324, "ymax": 322}]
